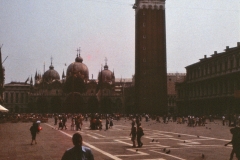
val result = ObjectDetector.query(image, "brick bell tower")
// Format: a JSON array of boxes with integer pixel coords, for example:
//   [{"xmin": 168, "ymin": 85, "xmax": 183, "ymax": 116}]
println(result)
[{"xmin": 133, "ymin": 0, "xmax": 167, "ymax": 114}]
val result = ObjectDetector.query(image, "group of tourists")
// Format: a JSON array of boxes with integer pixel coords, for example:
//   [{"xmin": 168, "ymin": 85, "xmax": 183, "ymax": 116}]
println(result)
[{"xmin": 222, "ymin": 114, "xmax": 240, "ymax": 127}]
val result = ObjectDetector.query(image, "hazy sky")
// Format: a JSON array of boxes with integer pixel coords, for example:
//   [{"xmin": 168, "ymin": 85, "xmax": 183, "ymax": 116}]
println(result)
[{"xmin": 0, "ymin": 0, "xmax": 239, "ymax": 83}]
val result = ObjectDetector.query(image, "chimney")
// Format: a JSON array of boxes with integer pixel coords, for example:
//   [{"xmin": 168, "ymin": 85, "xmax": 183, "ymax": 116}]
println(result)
[
  {"xmin": 226, "ymin": 46, "xmax": 229, "ymax": 50},
  {"xmin": 237, "ymin": 42, "xmax": 240, "ymax": 47},
  {"xmin": 214, "ymin": 51, "xmax": 217, "ymax": 55},
  {"xmin": 204, "ymin": 55, "xmax": 207, "ymax": 59}
]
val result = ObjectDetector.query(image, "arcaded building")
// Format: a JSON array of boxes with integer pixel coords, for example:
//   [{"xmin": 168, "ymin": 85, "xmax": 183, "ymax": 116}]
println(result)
[
  {"xmin": 176, "ymin": 42, "xmax": 240, "ymax": 115},
  {"xmin": 133, "ymin": 0, "xmax": 167, "ymax": 114}
]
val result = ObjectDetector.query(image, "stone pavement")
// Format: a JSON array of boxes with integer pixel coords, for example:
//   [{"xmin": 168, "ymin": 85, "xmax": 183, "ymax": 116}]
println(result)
[{"xmin": 0, "ymin": 118, "xmax": 238, "ymax": 160}]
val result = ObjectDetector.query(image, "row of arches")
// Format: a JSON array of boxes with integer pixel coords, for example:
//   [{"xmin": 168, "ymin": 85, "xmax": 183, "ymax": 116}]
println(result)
[{"xmin": 29, "ymin": 94, "xmax": 123, "ymax": 113}]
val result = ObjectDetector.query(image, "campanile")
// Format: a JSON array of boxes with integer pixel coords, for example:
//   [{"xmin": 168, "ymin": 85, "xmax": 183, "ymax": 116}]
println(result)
[{"xmin": 133, "ymin": 0, "xmax": 167, "ymax": 114}]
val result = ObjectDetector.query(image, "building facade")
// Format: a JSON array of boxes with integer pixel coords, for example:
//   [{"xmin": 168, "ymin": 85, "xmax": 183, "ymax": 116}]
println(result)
[
  {"xmin": 176, "ymin": 42, "xmax": 240, "ymax": 115},
  {"xmin": 133, "ymin": 0, "xmax": 167, "ymax": 114},
  {"xmin": 16, "ymin": 53, "xmax": 131, "ymax": 114},
  {"xmin": 0, "ymin": 46, "xmax": 5, "ymax": 105},
  {"xmin": 167, "ymin": 73, "xmax": 186, "ymax": 113},
  {"xmin": 3, "ymin": 82, "xmax": 31, "ymax": 112}
]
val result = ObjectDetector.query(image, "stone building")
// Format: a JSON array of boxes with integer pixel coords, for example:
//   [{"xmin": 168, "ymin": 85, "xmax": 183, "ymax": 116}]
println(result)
[
  {"xmin": 3, "ymin": 82, "xmax": 31, "ymax": 112},
  {"xmin": 0, "ymin": 46, "xmax": 5, "ymax": 105},
  {"xmin": 133, "ymin": 0, "xmax": 167, "ymax": 114},
  {"xmin": 26, "ymin": 53, "xmax": 129, "ymax": 114},
  {"xmin": 167, "ymin": 73, "xmax": 186, "ymax": 113},
  {"xmin": 176, "ymin": 42, "xmax": 240, "ymax": 115}
]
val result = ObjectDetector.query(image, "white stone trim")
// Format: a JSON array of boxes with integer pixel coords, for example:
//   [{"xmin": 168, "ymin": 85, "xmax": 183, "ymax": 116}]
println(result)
[{"xmin": 137, "ymin": 0, "xmax": 165, "ymax": 10}]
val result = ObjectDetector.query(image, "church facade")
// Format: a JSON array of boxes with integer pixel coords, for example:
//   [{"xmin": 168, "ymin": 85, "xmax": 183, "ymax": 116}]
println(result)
[{"xmin": 25, "ymin": 53, "xmax": 128, "ymax": 114}]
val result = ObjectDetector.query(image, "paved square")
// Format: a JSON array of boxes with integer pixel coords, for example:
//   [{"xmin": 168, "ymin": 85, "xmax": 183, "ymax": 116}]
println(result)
[{"xmin": 0, "ymin": 118, "xmax": 237, "ymax": 160}]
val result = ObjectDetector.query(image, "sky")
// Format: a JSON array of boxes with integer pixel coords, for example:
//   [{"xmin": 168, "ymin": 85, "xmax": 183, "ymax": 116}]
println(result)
[{"xmin": 0, "ymin": 0, "xmax": 239, "ymax": 83}]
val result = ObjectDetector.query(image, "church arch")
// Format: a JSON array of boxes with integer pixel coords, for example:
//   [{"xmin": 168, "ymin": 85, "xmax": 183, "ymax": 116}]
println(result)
[
  {"xmin": 64, "ymin": 92, "xmax": 85, "ymax": 113},
  {"xmin": 88, "ymin": 96, "xmax": 99, "ymax": 113},
  {"xmin": 51, "ymin": 97, "xmax": 62, "ymax": 113}
]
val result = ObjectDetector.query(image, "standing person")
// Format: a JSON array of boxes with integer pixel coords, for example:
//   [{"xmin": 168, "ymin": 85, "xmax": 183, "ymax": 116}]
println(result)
[
  {"xmin": 54, "ymin": 115, "xmax": 58, "ymax": 125},
  {"xmin": 109, "ymin": 118, "xmax": 113, "ymax": 128},
  {"xmin": 30, "ymin": 122, "xmax": 40, "ymax": 145},
  {"xmin": 222, "ymin": 115, "xmax": 226, "ymax": 126},
  {"xmin": 76, "ymin": 116, "xmax": 81, "ymax": 131},
  {"xmin": 62, "ymin": 115, "xmax": 67, "ymax": 130},
  {"xmin": 225, "ymin": 127, "xmax": 240, "ymax": 160},
  {"xmin": 58, "ymin": 119, "xmax": 63, "ymax": 130},
  {"xmin": 61, "ymin": 133, "xmax": 94, "ymax": 160},
  {"xmin": 105, "ymin": 118, "xmax": 109, "ymax": 130},
  {"xmin": 130, "ymin": 124, "xmax": 137, "ymax": 147},
  {"xmin": 137, "ymin": 123, "xmax": 144, "ymax": 147}
]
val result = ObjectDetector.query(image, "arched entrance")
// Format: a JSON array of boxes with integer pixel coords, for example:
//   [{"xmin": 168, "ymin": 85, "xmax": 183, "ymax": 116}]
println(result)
[
  {"xmin": 51, "ymin": 97, "xmax": 62, "ymax": 113},
  {"xmin": 64, "ymin": 92, "xmax": 85, "ymax": 113},
  {"xmin": 101, "ymin": 97, "xmax": 112, "ymax": 113},
  {"xmin": 88, "ymin": 96, "xmax": 99, "ymax": 113},
  {"xmin": 36, "ymin": 97, "xmax": 48, "ymax": 113},
  {"xmin": 114, "ymin": 98, "xmax": 122, "ymax": 113}
]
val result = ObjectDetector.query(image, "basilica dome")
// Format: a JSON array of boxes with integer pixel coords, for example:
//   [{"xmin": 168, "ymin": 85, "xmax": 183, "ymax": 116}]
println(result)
[
  {"xmin": 43, "ymin": 64, "xmax": 60, "ymax": 82},
  {"xmin": 66, "ymin": 54, "xmax": 89, "ymax": 81},
  {"xmin": 98, "ymin": 64, "xmax": 115, "ymax": 84}
]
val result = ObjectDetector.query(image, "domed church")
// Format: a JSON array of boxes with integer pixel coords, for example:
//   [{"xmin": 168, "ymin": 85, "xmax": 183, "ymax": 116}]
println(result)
[{"xmin": 27, "ymin": 49, "xmax": 132, "ymax": 113}]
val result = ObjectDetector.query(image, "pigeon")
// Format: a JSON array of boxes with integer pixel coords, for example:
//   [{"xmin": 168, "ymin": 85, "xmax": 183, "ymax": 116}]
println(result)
[
  {"xmin": 209, "ymin": 128, "xmax": 211, "ymax": 130},
  {"xmin": 166, "ymin": 150, "xmax": 171, "ymax": 154},
  {"xmin": 197, "ymin": 135, "xmax": 200, "ymax": 138},
  {"xmin": 163, "ymin": 148, "xmax": 166, "ymax": 152},
  {"xmin": 152, "ymin": 139, "xmax": 154, "ymax": 142},
  {"xmin": 178, "ymin": 135, "xmax": 181, "ymax": 137},
  {"xmin": 202, "ymin": 154, "xmax": 205, "ymax": 158},
  {"xmin": 136, "ymin": 149, "xmax": 138, "ymax": 152},
  {"xmin": 184, "ymin": 141, "xmax": 185, "ymax": 143}
]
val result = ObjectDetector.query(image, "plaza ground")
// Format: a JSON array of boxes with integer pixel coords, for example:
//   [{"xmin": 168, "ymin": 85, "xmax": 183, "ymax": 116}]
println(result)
[{"xmin": 0, "ymin": 117, "xmax": 238, "ymax": 160}]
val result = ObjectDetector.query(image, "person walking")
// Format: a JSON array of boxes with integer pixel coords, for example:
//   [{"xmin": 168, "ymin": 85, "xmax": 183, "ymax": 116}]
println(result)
[
  {"xmin": 61, "ymin": 133, "xmax": 94, "ymax": 160},
  {"xmin": 130, "ymin": 123, "xmax": 137, "ymax": 147},
  {"xmin": 137, "ymin": 123, "xmax": 144, "ymax": 147},
  {"xmin": 30, "ymin": 122, "xmax": 40, "ymax": 145},
  {"xmin": 225, "ymin": 127, "xmax": 240, "ymax": 160}
]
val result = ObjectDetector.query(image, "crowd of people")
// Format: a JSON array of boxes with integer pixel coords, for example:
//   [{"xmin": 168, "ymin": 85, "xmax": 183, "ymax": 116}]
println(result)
[{"xmin": 0, "ymin": 112, "xmax": 240, "ymax": 159}]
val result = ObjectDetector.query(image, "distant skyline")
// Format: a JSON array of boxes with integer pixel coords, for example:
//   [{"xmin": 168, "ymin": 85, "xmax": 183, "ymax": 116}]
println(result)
[{"xmin": 0, "ymin": 0, "xmax": 239, "ymax": 83}]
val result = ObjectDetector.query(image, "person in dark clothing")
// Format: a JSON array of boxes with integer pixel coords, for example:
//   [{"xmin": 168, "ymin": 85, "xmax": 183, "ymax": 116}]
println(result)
[
  {"xmin": 137, "ymin": 123, "xmax": 144, "ymax": 147},
  {"xmin": 130, "ymin": 124, "xmax": 137, "ymax": 147},
  {"xmin": 30, "ymin": 122, "xmax": 39, "ymax": 145},
  {"xmin": 105, "ymin": 118, "xmax": 109, "ymax": 130},
  {"xmin": 61, "ymin": 133, "xmax": 94, "ymax": 160},
  {"xmin": 225, "ymin": 127, "xmax": 240, "ymax": 160}
]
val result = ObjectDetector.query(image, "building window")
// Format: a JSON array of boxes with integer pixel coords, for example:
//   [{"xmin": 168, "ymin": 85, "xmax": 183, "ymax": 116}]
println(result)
[
  {"xmin": 236, "ymin": 58, "xmax": 239, "ymax": 68},
  {"xmin": 11, "ymin": 93, "xmax": 13, "ymax": 103},
  {"xmin": 214, "ymin": 63, "xmax": 217, "ymax": 73},
  {"xmin": 230, "ymin": 59, "xmax": 233, "ymax": 70},
  {"xmin": 219, "ymin": 63, "xmax": 222, "ymax": 72},
  {"xmin": 16, "ymin": 93, "xmax": 19, "ymax": 103},
  {"xmin": 225, "ymin": 61, "xmax": 228, "ymax": 71},
  {"xmin": 21, "ymin": 93, "xmax": 24, "ymax": 103},
  {"xmin": 5, "ymin": 93, "xmax": 8, "ymax": 103}
]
